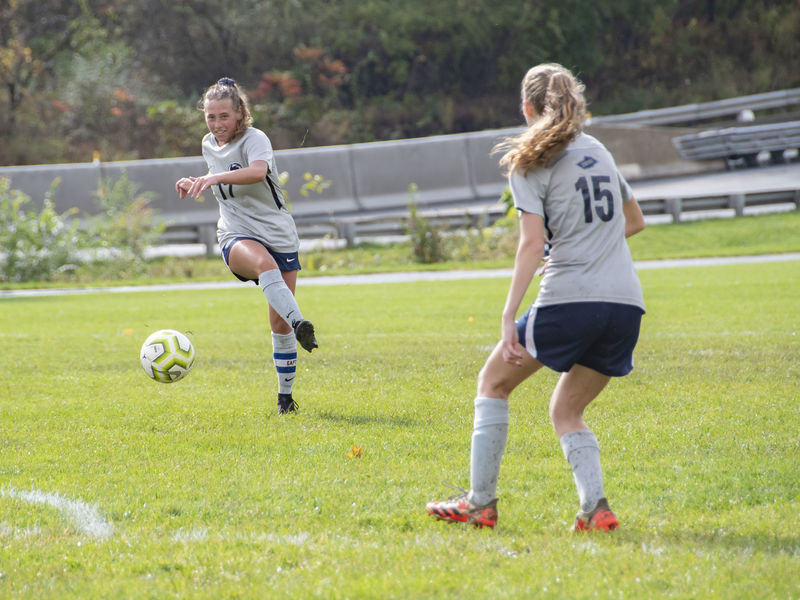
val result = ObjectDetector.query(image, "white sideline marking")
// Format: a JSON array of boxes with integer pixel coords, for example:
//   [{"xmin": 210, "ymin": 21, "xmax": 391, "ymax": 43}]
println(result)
[
  {"xmin": 0, "ymin": 522, "xmax": 41, "ymax": 538},
  {"xmin": 0, "ymin": 487, "xmax": 113, "ymax": 539},
  {"xmin": 171, "ymin": 527, "xmax": 208, "ymax": 542}
]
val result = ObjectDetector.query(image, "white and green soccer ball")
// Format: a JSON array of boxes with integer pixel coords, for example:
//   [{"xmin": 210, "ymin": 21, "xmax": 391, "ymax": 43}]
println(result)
[{"xmin": 140, "ymin": 329, "xmax": 195, "ymax": 383}]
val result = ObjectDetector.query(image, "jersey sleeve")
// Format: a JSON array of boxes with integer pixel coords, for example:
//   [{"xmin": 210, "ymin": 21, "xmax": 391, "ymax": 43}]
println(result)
[
  {"xmin": 509, "ymin": 169, "xmax": 546, "ymax": 216},
  {"xmin": 618, "ymin": 171, "xmax": 634, "ymax": 203},
  {"xmin": 242, "ymin": 128, "xmax": 273, "ymax": 166},
  {"xmin": 201, "ymin": 133, "xmax": 214, "ymax": 173}
]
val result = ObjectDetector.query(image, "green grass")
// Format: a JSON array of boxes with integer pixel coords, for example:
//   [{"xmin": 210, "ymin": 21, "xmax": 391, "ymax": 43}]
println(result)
[
  {"xmin": 1, "ymin": 254, "xmax": 798, "ymax": 597},
  {"xmin": 627, "ymin": 209, "xmax": 800, "ymax": 260}
]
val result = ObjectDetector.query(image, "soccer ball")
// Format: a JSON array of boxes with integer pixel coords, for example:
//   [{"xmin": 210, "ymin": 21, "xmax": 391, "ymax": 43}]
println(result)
[{"xmin": 140, "ymin": 329, "xmax": 195, "ymax": 383}]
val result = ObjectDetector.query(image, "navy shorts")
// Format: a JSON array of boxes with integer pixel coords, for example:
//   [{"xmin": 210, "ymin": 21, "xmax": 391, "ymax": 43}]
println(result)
[
  {"xmin": 516, "ymin": 302, "xmax": 644, "ymax": 377},
  {"xmin": 221, "ymin": 237, "xmax": 301, "ymax": 283}
]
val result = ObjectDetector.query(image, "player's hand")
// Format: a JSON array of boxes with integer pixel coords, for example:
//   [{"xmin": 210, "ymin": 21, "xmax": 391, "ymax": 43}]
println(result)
[
  {"xmin": 536, "ymin": 255, "xmax": 550, "ymax": 277},
  {"xmin": 500, "ymin": 318, "xmax": 524, "ymax": 366},
  {"xmin": 175, "ymin": 177, "xmax": 196, "ymax": 199},
  {"xmin": 187, "ymin": 174, "xmax": 218, "ymax": 199}
]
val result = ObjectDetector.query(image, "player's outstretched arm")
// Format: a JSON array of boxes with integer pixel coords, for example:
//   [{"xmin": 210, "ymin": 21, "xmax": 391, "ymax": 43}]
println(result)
[{"xmin": 186, "ymin": 161, "xmax": 269, "ymax": 199}]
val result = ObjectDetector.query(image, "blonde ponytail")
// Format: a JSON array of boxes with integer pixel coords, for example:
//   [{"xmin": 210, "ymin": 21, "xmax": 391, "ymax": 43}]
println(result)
[{"xmin": 495, "ymin": 64, "xmax": 587, "ymax": 175}]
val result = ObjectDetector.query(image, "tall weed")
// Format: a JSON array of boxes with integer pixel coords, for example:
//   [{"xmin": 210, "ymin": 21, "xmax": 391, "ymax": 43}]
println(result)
[{"xmin": 406, "ymin": 183, "xmax": 446, "ymax": 264}]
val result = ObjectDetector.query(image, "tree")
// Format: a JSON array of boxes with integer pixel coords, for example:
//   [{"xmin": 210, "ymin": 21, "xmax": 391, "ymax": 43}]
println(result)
[
  {"xmin": 0, "ymin": 1, "xmax": 115, "ymax": 128},
  {"xmin": 3, "ymin": 0, "xmax": 800, "ymax": 165}
]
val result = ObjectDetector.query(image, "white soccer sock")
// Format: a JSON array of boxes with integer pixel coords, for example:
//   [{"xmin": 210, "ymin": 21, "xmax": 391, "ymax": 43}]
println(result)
[
  {"xmin": 469, "ymin": 397, "xmax": 509, "ymax": 506},
  {"xmin": 258, "ymin": 269, "xmax": 303, "ymax": 329},
  {"xmin": 560, "ymin": 430, "xmax": 605, "ymax": 512},
  {"xmin": 272, "ymin": 332, "xmax": 297, "ymax": 395}
]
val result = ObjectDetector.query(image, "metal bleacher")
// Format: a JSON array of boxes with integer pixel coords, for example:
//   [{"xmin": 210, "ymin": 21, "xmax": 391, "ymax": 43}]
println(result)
[
  {"xmin": 672, "ymin": 120, "xmax": 800, "ymax": 168},
  {"xmin": 590, "ymin": 89, "xmax": 800, "ymax": 170}
]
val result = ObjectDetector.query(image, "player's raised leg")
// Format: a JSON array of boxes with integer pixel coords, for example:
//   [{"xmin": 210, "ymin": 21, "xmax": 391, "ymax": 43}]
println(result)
[
  {"xmin": 227, "ymin": 239, "xmax": 318, "ymax": 352},
  {"xmin": 260, "ymin": 268, "xmax": 317, "ymax": 352},
  {"xmin": 227, "ymin": 240, "xmax": 315, "ymax": 413}
]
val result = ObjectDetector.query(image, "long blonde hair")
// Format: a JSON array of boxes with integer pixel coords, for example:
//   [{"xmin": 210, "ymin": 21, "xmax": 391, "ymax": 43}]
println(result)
[
  {"xmin": 200, "ymin": 77, "xmax": 254, "ymax": 141},
  {"xmin": 495, "ymin": 63, "xmax": 587, "ymax": 175}
]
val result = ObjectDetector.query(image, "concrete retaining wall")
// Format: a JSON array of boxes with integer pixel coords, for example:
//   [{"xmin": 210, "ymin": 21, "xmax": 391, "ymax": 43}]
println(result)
[{"xmin": 0, "ymin": 124, "xmax": 709, "ymax": 220}]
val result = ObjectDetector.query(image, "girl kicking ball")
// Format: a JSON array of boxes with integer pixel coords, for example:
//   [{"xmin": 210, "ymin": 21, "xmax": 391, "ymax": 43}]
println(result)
[{"xmin": 176, "ymin": 77, "xmax": 317, "ymax": 415}]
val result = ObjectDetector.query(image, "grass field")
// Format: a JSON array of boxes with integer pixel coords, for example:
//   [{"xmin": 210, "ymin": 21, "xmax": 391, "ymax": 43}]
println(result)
[{"xmin": 1, "ymin": 230, "xmax": 799, "ymax": 597}]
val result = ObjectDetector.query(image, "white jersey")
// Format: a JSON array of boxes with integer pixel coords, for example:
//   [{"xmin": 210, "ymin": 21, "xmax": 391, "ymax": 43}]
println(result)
[
  {"xmin": 202, "ymin": 127, "xmax": 299, "ymax": 253},
  {"xmin": 510, "ymin": 132, "xmax": 645, "ymax": 311}
]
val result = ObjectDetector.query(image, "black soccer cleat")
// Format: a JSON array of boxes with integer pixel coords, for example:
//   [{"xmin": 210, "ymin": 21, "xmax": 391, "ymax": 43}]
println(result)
[
  {"xmin": 277, "ymin": 393, "xmax": 298, "ymax": 414},
  {"xmin": 292, "ymin": 319, "xmax": 318, "ymax": 353}
]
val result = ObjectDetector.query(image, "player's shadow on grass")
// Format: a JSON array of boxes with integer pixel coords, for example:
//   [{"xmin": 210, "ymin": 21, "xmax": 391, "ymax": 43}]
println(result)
[{"xmin": 315, "ymin": 410, "xmax": 418, "ymax": 428}]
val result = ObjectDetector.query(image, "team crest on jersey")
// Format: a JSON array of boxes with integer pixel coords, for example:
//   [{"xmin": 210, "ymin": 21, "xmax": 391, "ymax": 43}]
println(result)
[
  {"xmin": 578, "ymin": 156, "xmax": 597, "ymax": 169},
  {"xmin": 229, "ymin": 162, "xmax": 242, "ymax": 171}
]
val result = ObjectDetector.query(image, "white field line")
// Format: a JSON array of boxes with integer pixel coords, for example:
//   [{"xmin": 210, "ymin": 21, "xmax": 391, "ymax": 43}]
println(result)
[
  {"xmin": 0, "ymin": 253, "xmax": 798, "ymax": 298},
  {"xmin": 171, "ymin": 527, "xmax": 209, "ymax": 542},
  {"xmin": 0, "ymin": 487, "xmax": 113, "ymax": 539}
]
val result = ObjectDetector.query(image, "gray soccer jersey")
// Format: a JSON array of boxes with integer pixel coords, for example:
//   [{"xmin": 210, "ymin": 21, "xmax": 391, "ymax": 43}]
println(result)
[
  {"xmin": 202, "ymin": 127, "xmax": 299, "ymax": 253},
  {"xmin": 509, "ymin": 132, "xmax": 645, "ymax": 311}
]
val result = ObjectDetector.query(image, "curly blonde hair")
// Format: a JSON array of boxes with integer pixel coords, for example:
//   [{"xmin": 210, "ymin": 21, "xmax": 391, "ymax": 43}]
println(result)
[
  {"xmin": 495, "ymin": 63, "xmax": 587, "ymax": 175},
  {"xmin": 200, "ymin": 77, "xmax": 254, "ymax": 141}
]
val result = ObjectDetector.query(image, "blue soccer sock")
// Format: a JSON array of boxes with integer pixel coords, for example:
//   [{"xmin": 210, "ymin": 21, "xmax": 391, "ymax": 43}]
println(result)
[{"xmin": 272, "ymin": 332, "xmax": 297, "ymax": 395}]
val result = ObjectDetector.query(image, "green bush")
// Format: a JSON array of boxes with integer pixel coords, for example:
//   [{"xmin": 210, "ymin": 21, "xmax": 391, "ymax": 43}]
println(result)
[
  {"xmin": 404, "ymin": 183, "xmax": 520, "ymax": 266},
  {"xmin": 447, "ymin": 214, "xmax": 519, "ymax": 263},
  {"xmin": 85, "ymin": 170, "xmax": 165, "ymax": 278},
  {"xmin": 277, "ymin": 171, "xmax": 332, "ymax": 210},
  {"xmin": 0, "ymin": 177, "xmax": 83, "ymax": 283},
  {"xmin": 0, "ymin": 173, "xmax": 167, "ymax": 283}
]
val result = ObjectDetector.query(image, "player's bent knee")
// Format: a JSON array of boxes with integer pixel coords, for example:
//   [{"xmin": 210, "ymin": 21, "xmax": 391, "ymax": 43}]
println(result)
[
  {"xmin": 477, "ymin": 369, "xmax": 511, "ymax": 400},
  {"xmin": 549, "ymin": 403, "xmax": 584, "ymax": 433},
  {"xmin": 476, "ymin": 365, "xmax": 494, "ymax": 396},
  {"xmin": 254, "ymin": 256, "xmax": 279, "ymax": 273}
]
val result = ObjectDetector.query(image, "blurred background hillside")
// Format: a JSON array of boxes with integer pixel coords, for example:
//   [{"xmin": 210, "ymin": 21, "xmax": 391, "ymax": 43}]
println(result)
[{"xmin": 2, "ymin": 0, "xmax": 799, "ymax": 166}]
